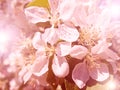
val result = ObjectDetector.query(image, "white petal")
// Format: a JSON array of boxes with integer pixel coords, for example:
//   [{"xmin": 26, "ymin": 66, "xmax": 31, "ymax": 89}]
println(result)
[
  {"xmin": 92, "ymin": 40, "xmax": 119, "ymax": 61},
  {"xmin": 32, "ymin": 56, "xmax": 49, "ymax": 76},
  {"xmin": 70, "ymin": 45, "xmax": 88, "ymax": 59},
  {"xmin": 89, "ymin": 63, "xmax": 109, "ymax": 82},
  {"xmin": 42, "ymin": 28, "xmax": 59, "ymax": 45},
  {"xmin": 96, "ymin": 9, "xmax": 111, "ymax": 29},
  {"xmin": 111, "ymin": 23, "xmax": 120, "ymax": 54},
  {"xmin": 23, "ymin": 70, "xmax": 32, "ymax": 84},
  {"xmin": 72, "ymin": 7, "xmax": 87, "ymax": 27},
  {"xmin": 58, "ymin": 24, "xmax": 79, "ymax": 42},
  {"xmin": 19, "ymin": 66, "xmax": 27, "ymax": 78},
  {"xmin": 52, "ymin": 55, "xmax": 69, "ymax": 78},
  {"xmin": 56, "ymin": 42, "xmax": 71, "ymax": 56},
  {"xmin": 25, "ymin": 6, "xmax": 50, "ymax": 23},
  {"xmin": 59, "ymin": 0, "xmax": 76, "ymax": 21},
  {"xmin": 91, "ymin": 40, "xmax": 110, "ymax": 54},
  {"xmin": 99, "ymin": 48, "xmax": 120, "ymax": 61},
  {"xmin": 19, "ymin": 65, "xmax": 32, "ymax": 83},
  {"xmin": 48, "ymin": 0, "xmax": 59, "ymax": 14},
  {"xmin": 32, "ymin": 32, "xmax": 44, "ymax": 49}
]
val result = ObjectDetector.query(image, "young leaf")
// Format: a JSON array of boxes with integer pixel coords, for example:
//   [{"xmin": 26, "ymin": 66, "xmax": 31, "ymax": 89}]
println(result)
[{"xmin": 27, "ymin": 0, "xmax": 49, "ymax": 8}]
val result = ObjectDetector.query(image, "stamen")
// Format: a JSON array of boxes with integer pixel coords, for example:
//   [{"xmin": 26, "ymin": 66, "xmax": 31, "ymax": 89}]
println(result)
[
  {"xmin": 78, "ymin": 26, "xmax": 100, "ymax": 48},
  {"xmin": 45, "ymin": 43, "xmax": 55, "ymax": 57},
  {"xmin": 85, "ymin": 54, "xmax": 100, "ymax": 69}
]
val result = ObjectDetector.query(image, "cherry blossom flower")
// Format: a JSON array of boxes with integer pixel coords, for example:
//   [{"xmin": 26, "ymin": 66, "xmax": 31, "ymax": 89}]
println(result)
[
  {"xmin": 107, "ymin": 21, "xmax": 120, "ymax": 54},
  {"xmin": 25, "ymin": 0, "xmax": 79, "ymax": 42},
  {"xmin": 30, "ymin": 31, "xmax": 70, "ymax": 78},
  {"xmin": 71, "ymin": 40, "xmax": 112, "ymax": 88},
  {"xmin": 70, "ymin": 0, "xmax": 120, "ymax": 89},
  {"xmin": 0, "ymin": 0, "xmax": 37, "ymax": 36},
  {"xmin": 0, "ymin": 0, "xmax": 120, "ymax": 89}
]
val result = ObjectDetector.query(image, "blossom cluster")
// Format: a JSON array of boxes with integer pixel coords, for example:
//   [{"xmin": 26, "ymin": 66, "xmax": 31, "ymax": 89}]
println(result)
[{"xmin": 0, "ymin": 0, "xmax": 120, "ymax": 90}]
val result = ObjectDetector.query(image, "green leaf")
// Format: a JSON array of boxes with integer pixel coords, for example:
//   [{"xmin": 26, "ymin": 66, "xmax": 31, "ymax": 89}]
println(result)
[{"xmin": 27, "ymin": 0, "xmax": 49, "ymax": 8}]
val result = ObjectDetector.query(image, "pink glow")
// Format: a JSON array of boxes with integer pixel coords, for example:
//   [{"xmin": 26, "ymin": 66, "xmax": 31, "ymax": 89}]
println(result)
[
  {"xmin": 110, "ymin": 3, "xmax": 120, "ymax": 19},
  {"xmin": 0, "ymin": 31, "xmax": 10, "ymax": 53}
]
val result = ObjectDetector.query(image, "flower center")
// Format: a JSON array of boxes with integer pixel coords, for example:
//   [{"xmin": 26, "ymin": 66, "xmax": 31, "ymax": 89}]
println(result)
[
  {"xmin": 19, "ymin": 38, "xmax": 36, "ymax": 65},
  {"xmin": 50, "ymin": 12, "xmax": 62, "ymax": 28},
  {"xmin": 85, "ymin": 54, "xmax": 100, "ymax": 69},
  {"xmin": 45, "ymin": 43, "xmax": 55, "ymax": 57},
  {"xmin": 78, "ymin": 26, "xmax": 101, "ymax": 49}
]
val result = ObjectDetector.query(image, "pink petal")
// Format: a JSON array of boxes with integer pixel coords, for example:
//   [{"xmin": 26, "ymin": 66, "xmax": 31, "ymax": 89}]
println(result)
[
  {"xmin": 72, "ymin": 6, "xmax": 87, "ymax": 27},
  {"xmin": 72, "ymin": 63, "xmax": 89, "ymax": 89},
  {"xmin": 86, "ymin": 14, "xmax": 100, "ymax": 26},
  {"xmin": 89, "ymin": 62, "xmax": 109, "ymax": 82},
  {"xmin": 91, "ymin": 40, "xmax": 110, "ymax": 54},
  {"xmin": 111, "ymin": 23, "xmax": 120, "ymax": 54},
  {"xmin": 72, "ymin": 0, "xmax": 94, "ymax": 27},
  {"xmin": 92, "ymin": 40, "xmax": 119, "ymax": 61},
  {"xmin": 36, "ymin": 47, "xmax": 47, "ymax": 57},
  {"xmin": 48, "ymin": 0, "xmax": 59, "ymax": 14},
  {"xmin": 42, "ymin": 28, "xmax": 59, "ymax": 45},
  {"xmin": 70, "ymin": 45, "xmax": 88, "ymax": 60},
  {"xmin": 19, "ymin": 65, "xmax": 32, "ymax": 83},
  {"xmin": 99, "ymin": 48, "xmax": 120, "ymax": 61},
  {"xmin": 56, "ymin": 42, "xmax": 71, "ymax": 56},
  {"xmin": 58, "ymin": 24, "xmax": 79, "ymax": 42},
  {"xmin": 59, "ymin": 0, "xmax": 76, "ymax": 21},
  {"xmin": 25, "ymin": 6, "xmax": 50, "ymax": 23},
  {"xmin": 32, "ymin": 32, "xmax": 44, "ymax": 49},
  {"xmin": 52, "ymin": 55, "xmax": 69, "ymax": 78},
  {"xmin": 112, "ymin": 39, "xmax": 120, "ymax": 55},
  {"xmin": 32, "ymin": 55, "xmax": 49, "ymax": 76},
  {"xmin": 19, "ymin": 67, "xmax": 27, "ymax": 78},
  {"xmin": 110, "ymin": 62, "xmax": 117, "ymax": 74},
  {"xmin": 96, "ymin": 9, "xmax": 111, "ymax": 29},
  {"xmin": 23, "ymin": 70, "xmax": 32, "ymax": 83},
  {"xmin": 86, "ymin": 10, "xmax": 111, "ymax": 29}
]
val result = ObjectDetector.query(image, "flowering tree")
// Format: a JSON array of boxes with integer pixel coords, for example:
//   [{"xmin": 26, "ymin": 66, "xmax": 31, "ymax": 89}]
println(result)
[{"xmin": 0, "ymin": 0, "xmax": 120, "ymax": 90}]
